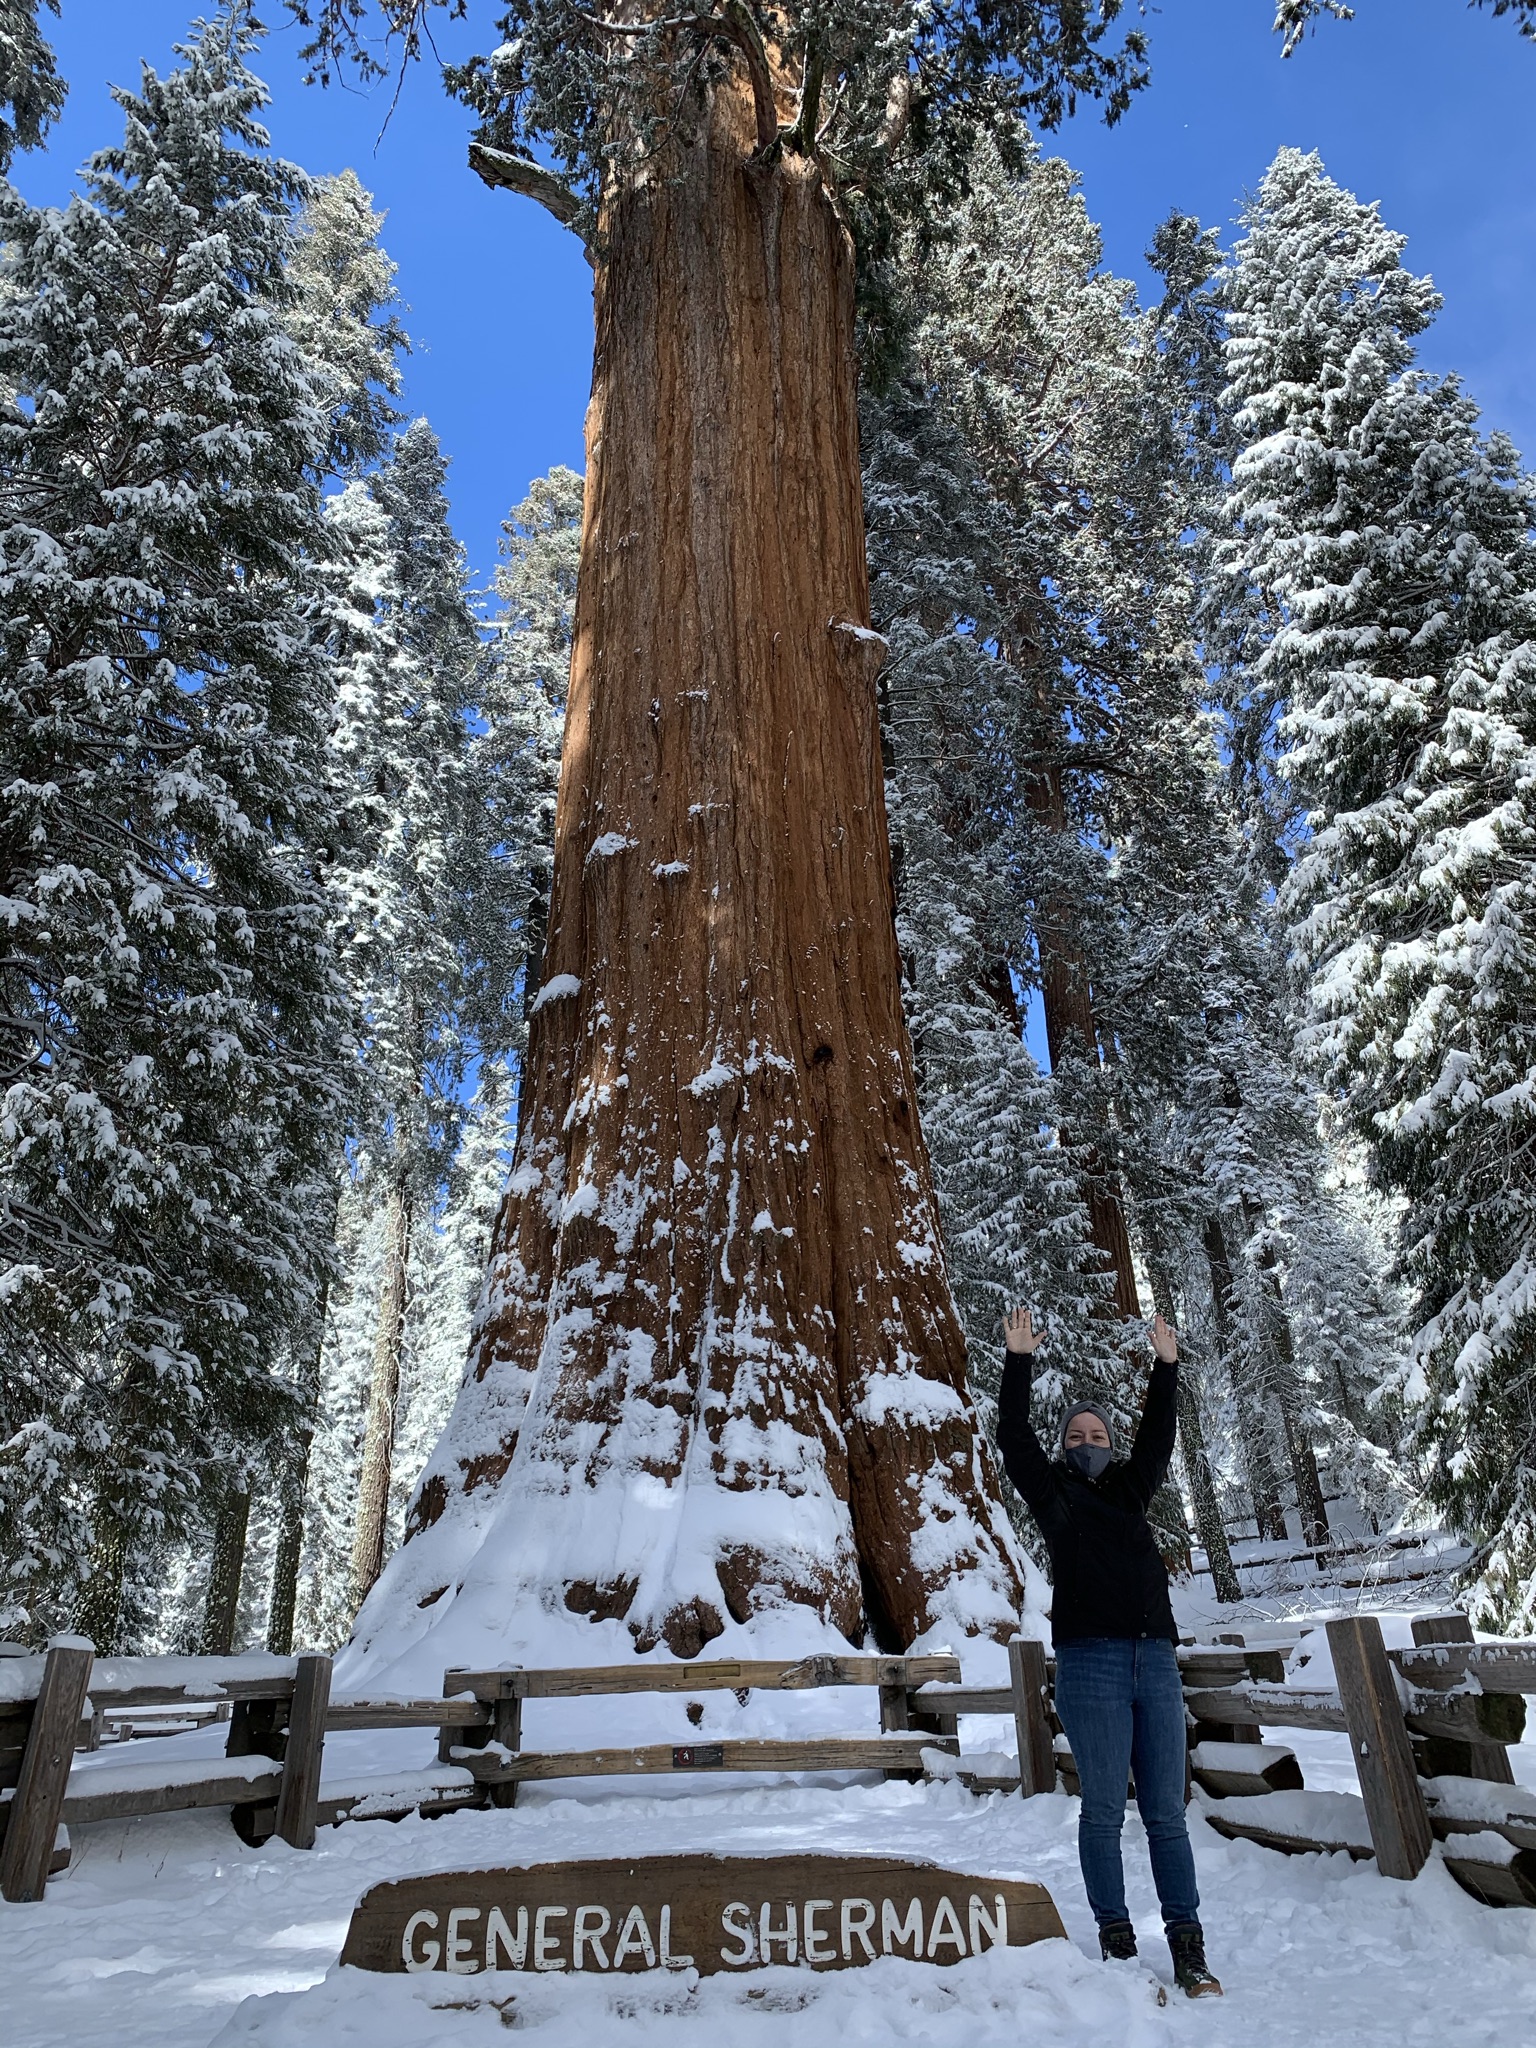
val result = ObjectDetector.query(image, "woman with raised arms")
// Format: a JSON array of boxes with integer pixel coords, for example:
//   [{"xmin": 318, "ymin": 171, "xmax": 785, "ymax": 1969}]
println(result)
[{"xmin": 997, "ymin": 1305, "xmax": 1222, "ymax": 1999}]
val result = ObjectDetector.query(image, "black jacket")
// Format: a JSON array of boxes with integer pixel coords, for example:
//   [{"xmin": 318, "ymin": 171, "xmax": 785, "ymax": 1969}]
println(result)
[{"xmin": 996, "ymin": 1347, "xmax": 1179, "ymax": 1646}]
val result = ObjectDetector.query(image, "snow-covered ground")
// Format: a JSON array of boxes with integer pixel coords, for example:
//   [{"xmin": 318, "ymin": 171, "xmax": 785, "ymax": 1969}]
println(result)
[
  {"xmin": 4, "ymin": 1709, "xmax": 1532, "ymax": 2046},
  {"xmin": 6, "ymin": 1574, "xmax": 1533, "ymax": 2048}
]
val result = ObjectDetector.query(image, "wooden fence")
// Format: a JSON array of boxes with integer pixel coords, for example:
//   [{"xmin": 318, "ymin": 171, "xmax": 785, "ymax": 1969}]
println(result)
[
  {"xmin": 3, "ymin": 1612, "xmax": 1532, "ymax": 1911},
  {"xmin": 0, "ymin": 1644, "xmax": 1049, "ymax": 1903}
]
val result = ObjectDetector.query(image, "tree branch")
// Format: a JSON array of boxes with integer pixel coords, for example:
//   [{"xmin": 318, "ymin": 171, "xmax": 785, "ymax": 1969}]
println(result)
[
  {"xmin": 718, "ymin": 0, "xmax": 780, "ymax": 155},
  {"xmin": 469, "ymin": 143, "xmax": 587, "ymax": 240}
]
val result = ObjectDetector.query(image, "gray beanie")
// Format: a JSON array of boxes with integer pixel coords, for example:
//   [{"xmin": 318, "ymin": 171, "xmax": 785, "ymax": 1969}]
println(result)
[{"xmin": 1060, "ymin": 1400, "xmax": 1117, "ymax": 1454}]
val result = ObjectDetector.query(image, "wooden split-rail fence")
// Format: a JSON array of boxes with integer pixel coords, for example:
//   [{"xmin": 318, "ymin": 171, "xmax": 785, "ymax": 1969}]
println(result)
[
  {"xmin": 0, "ymin": 1643, "xmax": 1057, "ymax": 1905},
  {"xmin": 2, "ymin": 1614, "xmax": 1531, "ymax": 1911}
]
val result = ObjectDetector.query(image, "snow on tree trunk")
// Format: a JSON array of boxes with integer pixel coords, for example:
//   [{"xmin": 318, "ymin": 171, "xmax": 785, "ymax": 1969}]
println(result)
[
  {"xmin": 349, "ymin": 1180, "xmax": 412, "ymax": 1609},
  {"xmin": 353, "ymin": 88, "xmax": 1022, "ymax": 1671}
]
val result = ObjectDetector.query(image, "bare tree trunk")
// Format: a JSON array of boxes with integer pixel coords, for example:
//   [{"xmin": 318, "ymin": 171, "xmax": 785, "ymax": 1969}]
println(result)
[
  {"xmin": 1235, "ymin": 1199, "xmax": 1331, "ymax": 1549},
  {"xmin": 394, "ymin": 85, "xmax": 1021, "ymax": 1657},
  {"xmin": 350, "ymin": 1179, "xmax": 412, "ymax": 1611},
  {"xmin": 1147, "ymin": 1259, "xmax": 1241, "ymax": 1603},
  {"xmin": 76, "ymin": 1512, "xmax": 127, "ymax": 1653},
  {"xmin": 1204, "ymin": 1215, "xmax": 1287, "ymax": 1542},
  {"xmin": 267, "ymin": 1269, "xmax": 330, "ymax": 1656},
  {"xmin": 200, "ymin": 1486, "xmax": 252, "ymax": 1656},
  {"xmin": 1024, "ymin": 762, "xmax": 1143, "ymax": 1320}
]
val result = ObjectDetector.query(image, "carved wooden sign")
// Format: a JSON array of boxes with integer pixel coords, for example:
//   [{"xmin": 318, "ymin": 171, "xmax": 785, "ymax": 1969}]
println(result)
[{"xmin": 341, "ymin": 1852, "xmax": 1065, "ymax": 1978}]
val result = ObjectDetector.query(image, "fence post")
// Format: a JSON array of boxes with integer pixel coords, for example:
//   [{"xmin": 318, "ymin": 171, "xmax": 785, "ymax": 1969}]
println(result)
[
  {"xmin": 1326, "ymin": 1615, "xmax": 1432, "ymax": 1880},
  {"xmin": 1, "ymin": 1640, "xmax": 94, "ymax": 1903},
  {"xmin": 273, "ymin": 1653, "xmax": 331, "ymax": 1851},
  {"xmin": 1408, "ymin": 1612, "xmax": 1515, "ymax": 1785},
  {"xmin": 1008, "ymin": 1637, "xmax": 1055, "ymax": 1798}
]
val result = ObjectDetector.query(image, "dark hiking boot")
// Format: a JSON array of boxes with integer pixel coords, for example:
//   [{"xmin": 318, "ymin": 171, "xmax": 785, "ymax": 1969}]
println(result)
[
  {"xmin": 1167, "ymin": 1921, "xmax": 1223, "ymax": 1998},
  {"xmin": 1098, "ymin": 1920, "xmax": 1138, "ymax": 1962}
]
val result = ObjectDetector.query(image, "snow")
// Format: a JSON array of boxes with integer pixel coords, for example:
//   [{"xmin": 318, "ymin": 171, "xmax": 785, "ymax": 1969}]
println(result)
[
  {"xmin": 1197, "ymin": 1789, "xmax": 1373, "ymax": 1852},
  {"xmin": 585, "ymin": 833, "xmax": 637, "ymax": 862},
  {"xmin": 7, "ymin": 1740, "xmax": 1536, "ymax": 2048},
  {"xmin": 50, "ymin": 1752, "xmax": 282, "ymax": 1799},
  {"xmin": 1189, "ymin": 1742, "xmax": 1296, "ymax": 1774},
  {"xmin": 0, "ymin": 1651, "xmax": 298, "ymax": 1705},
  {"xmin": 529, "ymin": 975, "xmax": 582, "ymax": 1014}
]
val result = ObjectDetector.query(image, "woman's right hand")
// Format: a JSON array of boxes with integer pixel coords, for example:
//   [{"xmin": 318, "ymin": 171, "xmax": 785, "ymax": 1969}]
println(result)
[{"xmin": 1004, "ymin": 1305, "xmax": 1043, "ymax": 1355}]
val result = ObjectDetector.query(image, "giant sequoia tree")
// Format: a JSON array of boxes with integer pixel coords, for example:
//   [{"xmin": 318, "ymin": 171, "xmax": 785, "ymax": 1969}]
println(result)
[{"xmin": 303, "ymin": 3, "xmax": 1156, "ymax": 1669}]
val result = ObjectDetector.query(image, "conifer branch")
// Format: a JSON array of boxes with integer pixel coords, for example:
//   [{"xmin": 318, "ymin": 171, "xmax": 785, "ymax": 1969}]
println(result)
[{"xmin": 468, "ymin": 142, "xmax": 587, "ymax": 238}]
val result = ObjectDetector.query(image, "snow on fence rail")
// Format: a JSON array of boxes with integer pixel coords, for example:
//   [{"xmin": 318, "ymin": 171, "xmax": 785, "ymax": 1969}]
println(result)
[
  {"xmin": 3, "ymin": 1612, "xmax": 1532, "ymax": 1911},
  {"xmin": 1178, "ymin": 1611, "xmax": 1536, "ymax": 1907},
  {"xmin": 1, "ymin": 1644, "xmax": 1051, "ymax": 1903}
]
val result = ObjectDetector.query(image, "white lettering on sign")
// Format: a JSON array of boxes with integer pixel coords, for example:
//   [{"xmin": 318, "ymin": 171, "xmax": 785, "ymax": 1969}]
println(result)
[
  {"xmin": 393, "ymin": 1887, "xmax": 1017, "ymax": 1974},
  {"xmin": 446, "ymin": 1907, "xmax": 482, "ymax": 1974},
  {"xmin": 534, "ymin": 1905, "xmax": 568, "ymax": 1971},
  {"xmin": 719, "ymin": 1902, "xmax": 754, "ymax": 1967},
  {"xmin": 802, "ymin": 1899, "xmax": 835, "ymax": 1964},
  {"xmin": 403, "ymin": 1909, "xmax": 440, "ymax": 1971},
  {"xmin": 659, "ymin": 1904, "xmax": 694, "ymax": 1970},
  {"xmin": 612, "ymin": 1905, "xmax": 656, "ymax": 1967},
  {"xmin": 573, "ymin": 1905, "xmax": 611, "ymax": 1971},
  {"xmin": 486, "ymin": 1906, "xmax": 528, "ymax": 1969},
  {"xmin": 759, "ymin": 1901, "xmax": 796, "ymax": 1964},
  {"xmin": 882, "ymin": 1897, "xmax": 923, "ymax": 1956},
  {"xmin": 926, "ymin": 1896, "xmax": 966, "ymax": 1958},
  {"xmin": 841, "ymin": 1897, "xmax": 876, "ymax": 1961},
  {"xmin": 970, "ymin": 1895, "xmax": 1007, "ymax": 1953}
]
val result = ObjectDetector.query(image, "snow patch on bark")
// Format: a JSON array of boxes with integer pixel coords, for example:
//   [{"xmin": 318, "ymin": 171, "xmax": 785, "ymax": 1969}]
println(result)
[
  {"xmin": 529, "ymin": 973, "xmax": 581, "ymax": 1012},
  {"xmin": 585, "ymin": 831, "xmax": 637, "ymax": 861}
]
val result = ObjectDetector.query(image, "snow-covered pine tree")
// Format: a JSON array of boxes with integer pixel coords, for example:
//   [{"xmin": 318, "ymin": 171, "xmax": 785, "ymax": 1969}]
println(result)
[
  {"xmin": 1217, "ymin": 147, "xmax": 1536, "ymax": 1619},
  {"xmin": 0, "ymin": 0, "xmax": 64, "ymax": 173},
  {"xmin": 321, "ymin": 421, "xmax": 484, "ymax": 1610},
  {"xmin": 262, "ymin": 165, "xmax": 410, "ymax": 1654},
  {"xmin": 0, "ymin": 8, "xmax": 352, "ymax": 1645},
  {"xmin": 861, "ymin": 355, "xmax": 1122, "ymax": 1562},
  {"xmin": 302, "ymin": 461, "xmax": 577, "ymax": 1629},
  {"xmin": 286, "ymin": 167, "xmax": 407, "ymax": 477}
]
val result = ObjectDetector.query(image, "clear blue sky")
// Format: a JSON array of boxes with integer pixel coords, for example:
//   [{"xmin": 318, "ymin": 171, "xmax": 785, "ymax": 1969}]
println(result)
[{"xmin": 15, "ymin": 1, "xmax": 1536, "ymax": 605}]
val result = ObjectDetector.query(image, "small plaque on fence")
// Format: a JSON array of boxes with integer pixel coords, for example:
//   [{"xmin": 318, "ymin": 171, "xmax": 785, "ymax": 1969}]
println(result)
[{"xmin": 340, "ymin": 1852, "xmax": 1064, "ymax": 1977}]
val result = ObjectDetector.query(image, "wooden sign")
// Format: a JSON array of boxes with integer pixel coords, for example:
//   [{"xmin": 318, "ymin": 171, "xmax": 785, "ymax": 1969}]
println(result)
[{"xmin": 341, "ymin": 1852, "xmax": 1064, "ymax": 1978}]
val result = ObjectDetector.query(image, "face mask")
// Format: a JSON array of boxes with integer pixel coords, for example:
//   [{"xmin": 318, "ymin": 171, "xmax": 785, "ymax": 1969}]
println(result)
[{"xmin": 1064, "ymin": 1443, "xmax": 1112, "ymax": 1481}]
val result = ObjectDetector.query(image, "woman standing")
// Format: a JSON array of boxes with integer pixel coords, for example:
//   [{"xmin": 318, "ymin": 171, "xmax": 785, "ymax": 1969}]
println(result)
[{"xmin": 997, "ymin": 1304, "xmax": 1223, "ymax": 1999}]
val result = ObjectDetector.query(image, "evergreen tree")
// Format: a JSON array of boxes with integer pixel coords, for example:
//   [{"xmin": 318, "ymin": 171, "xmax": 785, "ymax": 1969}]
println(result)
[
  {"xmin": 0, "ymin": 9, "xmax": 350, "ymax": 1642},
  {"xmin": 0, "ymin": 0, "xmax": 64, "ymax": 173},
  {"xmin": 1217, "ymin": 148, "xmax": 1536, "ymax": 1616},
  {"xmin": 323, "ymin": 422, "xmax": 484, "ymax": 1608},
  {"xmin": 287, "ymin": 167, "xmax": 407, "ymax": 477}
]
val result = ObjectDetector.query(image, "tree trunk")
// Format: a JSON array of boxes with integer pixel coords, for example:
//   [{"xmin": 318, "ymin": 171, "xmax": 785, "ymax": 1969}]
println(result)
[
  {"xmin": 76, "ymin": 1511, "xmax": 127, "ymax": 1653},
  {"xmin": 1234, "ymin": 1198, "xmax": 1331, "ymax": 1550},
  {"xmin": 383, "ymin": 86, "xmax": 1021, "ymax": 1661},
  {"xmin": 1147, "ymin": 1259, "xmax": 1241, "ymax": 1603},
  {"xmin": 1203, "ymin": 1215, "xmax": 1287, "ymax": 1542},
  {"xmin": 267, "ymin": 1265, "xmax": 330, "ymax": 1656},
  {"xmin": 349, "ymin": 1179, "xmax": 412, "ymax": 1610},
  {"xmin": 200, "ymin": 1486, "xmax": 251, "ymax": 1656},
  {"xmin": 1024, "ymin": 762, "xmax": 1142, "ymax": 1321}
]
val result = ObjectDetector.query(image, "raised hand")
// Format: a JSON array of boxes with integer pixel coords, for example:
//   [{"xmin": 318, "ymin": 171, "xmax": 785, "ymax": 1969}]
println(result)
[
  {"xmin": 1004, "ymin": 1304, "xmax": 1043, "ymax": 1355},
  {"xmin": 1151, "ymin": 1311, "xmax": 1178, "ymax": 1364}
]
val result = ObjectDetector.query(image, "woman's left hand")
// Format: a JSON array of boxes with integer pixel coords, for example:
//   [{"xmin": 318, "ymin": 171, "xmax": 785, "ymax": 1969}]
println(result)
[{"xmin": 1151, "ymin": 1311, "xmax": 1178, "ymax": 1363}]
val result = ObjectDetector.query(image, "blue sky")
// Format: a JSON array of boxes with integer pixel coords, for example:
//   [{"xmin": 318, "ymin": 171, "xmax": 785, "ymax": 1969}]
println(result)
[{"xmin": 15, "ymin": 0, "xmax": 1536, "ymax": 606}]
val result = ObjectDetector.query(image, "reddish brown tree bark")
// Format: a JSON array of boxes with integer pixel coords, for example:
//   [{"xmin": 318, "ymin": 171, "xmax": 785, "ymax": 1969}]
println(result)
[{"xmin": 392, "ymin": 87, "xmax": 1022, "ymax": 1660}]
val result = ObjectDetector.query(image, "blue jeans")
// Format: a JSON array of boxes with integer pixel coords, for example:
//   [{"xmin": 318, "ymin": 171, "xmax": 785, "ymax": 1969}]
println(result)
[{"xmin": 1053, "ymin": 1637, "xmax": 1200, "ymax": 1932}]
